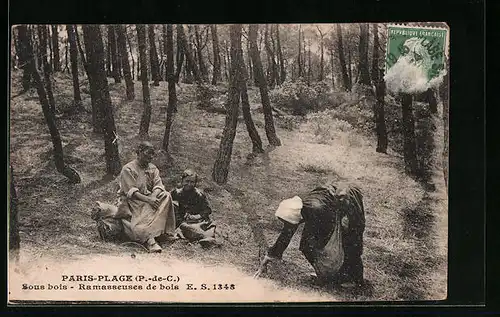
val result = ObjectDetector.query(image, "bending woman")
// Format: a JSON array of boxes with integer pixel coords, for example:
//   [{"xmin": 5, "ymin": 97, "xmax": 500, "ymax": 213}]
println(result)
[{"xmin": 254, "ymin": 183, "xmax": 366, "ymax": 287}]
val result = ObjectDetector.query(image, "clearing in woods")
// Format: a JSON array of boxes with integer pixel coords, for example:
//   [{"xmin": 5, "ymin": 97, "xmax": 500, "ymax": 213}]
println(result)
[{"xmin": 9, "ymin": 71, "xmax": 448, "ymax": 302}]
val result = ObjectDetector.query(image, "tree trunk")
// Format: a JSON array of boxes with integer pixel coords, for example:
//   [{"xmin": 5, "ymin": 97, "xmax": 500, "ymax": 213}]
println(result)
[
  {"xmin": 426, "ymin": 88, "xmax": 438, "ymax": 114},
  {"xmin": 17, "ymin": 26, "xmax": 32, "ymax": 91},
  {"xmin": 36, "ymin": 27, "xmax": 45, "ymax": 67},
  {"xmin": 106, "ymin": 39, "xmax": 112, "ymax": 77},
  {"xmin": 336, "ymin": 24, "xmax": 351, "ymax": 91},
  {"xmin": 48, "ymin": 26, "xmax": 53, "ymax": 73},
  {"xmin": 249, "ymin": 24, "xmax": 281, "ymax": 147},
  {"xmin": 148, "ymin": 25, "xmax": 161, "ymax": 86},
  {"xmin": 358, "ymin": 23, "xmax": 371, "ymax": 86},
  {"xmin": 374, "ymin": 79, "xmax": 388, "ymax": 153},
  {"xmin": 117, "ymin": 43, "xmax": 123, "ymax": 79},
  {"xmin": 75, "ymin": 25, "xmax": 90, "ymax": 78},
  {"xmin": 266, "ymin": 53, "xmax": 271, "ymax": 84},
  {"xmin": 51, "ymin": 25, "xmax": 61, "ymax": 71},
  {"xmin": 303, "ymin": 34, "xmax": 307, "ymax": 80},
  {"xmin": 188, "ymin": 25, "xmax": 196, "ymax": 83},
  {"xmin": 371, "ymin": 24, "xmax": 388, "ymax": 153},
  {"xmin": 270, "ymin": 25, "xmax": 280, "ymax": 85},
  {"xmin": 225, "ymin": 40, "xmax": 231, "ymax": 81},
  {"xmin": 319, "ymin": 36, "xmax": 324, "ymax": 81},
  {"xmin": 136, "ymin": 24, "xmax": 152, "ymax": 138},
  {"xmin": 178, "ymin": 25, "xmax": 201, "ymax": 83},
  {"xmin": 401, "ymin": 93, "xmax": 418, "ymax": 175},
  {"xmin": 116, "ymin": 25, "xmax": 135, "ymax": 100},
  {"xmin": 47, "ymin": 25, "xmax": 54, "ymax": 70},
  {"xmin": 82, "ymin": 25, "xmax": 103, "ymax": 133},
  {"xmin": 247, "ymin": 34, "xmax": 254, "ymax": 85},
  {"xmin": 241, "ymin": 84, "xmax": 264, "ymax": 154},
  {"xmin": 298, "ymin": 25, "xmax": 302, "ymax": 78},
  {"xmin": 66, "ymin": 24, "xmax": 82, "ymax": 108},
  {"xmin": 317, "ymin": 27, "xmax": 324, "ymax": 82},
  {"xmin": 264, "ymin": 25, "xmax": 277, "ymax": 88},
  {"xmin": 13, "ymin": 28, "xmax": 20, "ymax": 69},
  {"xmin": 38, "ymin": 25, "xmax": 56, "ymax": 115},
  {"xmin": 222, "ymin": 41, "xmax": 229, "ymax": 81},
  {"xmin": 83, "ymin": 24, "xmax": 122, "ymax": 176},
  {"xmin": 162, "ymin": 24, "xmax": 168, "ymax": 81},
  {"xmin": 159, "ymin": 26, "xmax": 164, "ymax": 63},
  {"xmin": 371, "ymin": 23, "xmax": 380, "ymax": 84},
  {"xmin": 330, "ymin": 46, "xmax": 335, "ymax": 89},
  {"xmin": 183, "ymin": 61, "xmax": 191, "ymax": 83},
  {"xmin": 63, "ymin": 40, "xmax": 70, "ymax": 73},
  {"xmin": 162, "ymin": 24, "xmax": 178, "ymax": 152},
  {"xmin": 125, "ymin": 28, "xmax": 135, "ymax": 81},
  {"xmin": 34, "ymin": 26, "xmax": 43, "ymax": 71},
  {"xmin": 136, "ymin": 45, "xmax": 141, "ymax": 81},
  {"xmin": 175, "ymin": 25, "xmax": 185, "ymax": 83},
  {"xmin": 441, "ymin": 69, "xmax": 449, "ymax": 189},
  {"xmin": 276, "ymin": 24, "xmax": 286, "ymax": 84},
  {"xmin": 210, "ymin": 25, "xmax": 222, "ymax": 85},
  {"xmin": 348, "ymin": 49, "xmax": 353, "ymax": 89},
  {"xmin": 19, "ymin": 25, "xmax": 82, "ymax": 183},
  {"xmin": 185, "ymin": 26, "xmax": 196, "ymax": 84},
  {"xmin": 194, "ymin": 25, "xmax": 209, "ymax": 82},
  {"xmin": 107, "ymin": 26, "xmax": 121, "ymax": 83},
  {"xmin": 9, "ymin": 165, "xmax": 20, "ymax": 258},
  {"xmin": 238, "ymin": 37, "xmax": 264, "ymax": 154},
  {"xmin": 307, "ymin": 40, "xmax": 312, "ymax": 85},
  {"xmin": 212, "ymin": 24, "xmax": 243, "ymax": 185}
]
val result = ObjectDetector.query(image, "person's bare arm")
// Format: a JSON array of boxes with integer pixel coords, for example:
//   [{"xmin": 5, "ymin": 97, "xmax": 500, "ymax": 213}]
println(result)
[{"xmin": 254, "ymin": 222, "xmax": 299, "ymax": 278}]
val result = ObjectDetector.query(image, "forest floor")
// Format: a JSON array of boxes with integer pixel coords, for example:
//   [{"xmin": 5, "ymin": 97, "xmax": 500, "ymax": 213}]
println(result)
[{"xmin": 9, "ymin": 70, "xmax": 448, "ymax": 302}]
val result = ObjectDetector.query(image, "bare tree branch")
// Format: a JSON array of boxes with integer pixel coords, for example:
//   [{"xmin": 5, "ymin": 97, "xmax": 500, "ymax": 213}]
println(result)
[
  {"xmin": 200, "ymin": 26, "xmax": 210, "ymax": 50},
  {"xmin": 242, "ymin": 26, "xmax": 249, "ymax": 40},
  {"xmin": 316, "ymin": 25, "xmax": 324, "ymax": 38},
  {"xmin": 207, "ymin": 51, "xmax": 214, "ymax": 66}
]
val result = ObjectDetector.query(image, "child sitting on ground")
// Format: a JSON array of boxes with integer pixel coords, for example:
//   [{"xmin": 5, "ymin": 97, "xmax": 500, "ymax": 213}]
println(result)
[{"xmin": 170, "ymin": 169, "xmax": 217, "ymax": 247}]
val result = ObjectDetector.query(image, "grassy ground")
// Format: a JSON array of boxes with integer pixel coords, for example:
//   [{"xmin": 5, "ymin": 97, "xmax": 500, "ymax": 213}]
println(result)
[{"xmin": 9, "ymin": 70, "xmax": 448, "ymax": 302}]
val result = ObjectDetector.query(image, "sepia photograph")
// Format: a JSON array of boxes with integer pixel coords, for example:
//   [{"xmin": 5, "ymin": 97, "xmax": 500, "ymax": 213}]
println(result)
[{"xmin": 8, "ymin": 23, "xmax": 449, "ymax": 303}]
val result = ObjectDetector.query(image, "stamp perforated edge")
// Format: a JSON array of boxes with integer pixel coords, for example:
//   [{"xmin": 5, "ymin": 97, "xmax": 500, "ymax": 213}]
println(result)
[
  {"xmin": 385, "ymin": 22, "xmax": 450, "ymax": 59},
  {"xmin": 383, "ymin": 22, "xmax": 450, "ymax": 82}
]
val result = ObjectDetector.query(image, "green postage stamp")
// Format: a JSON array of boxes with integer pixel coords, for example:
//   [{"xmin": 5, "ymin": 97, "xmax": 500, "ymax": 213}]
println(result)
[{"xmin": 385, "ymin": 24, "xmax": 449, "ymax": 92}]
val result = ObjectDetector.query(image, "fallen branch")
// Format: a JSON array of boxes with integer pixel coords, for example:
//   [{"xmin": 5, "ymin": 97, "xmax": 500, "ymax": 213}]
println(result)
[{"xmin": 271, "ymin": 106, "xmax": 286, "ymax": 117}]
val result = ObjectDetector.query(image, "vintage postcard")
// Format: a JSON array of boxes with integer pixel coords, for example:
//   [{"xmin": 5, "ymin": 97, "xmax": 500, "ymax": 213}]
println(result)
[{"xmin": 8, "ymin": 23, "xmax": 449, "ymax": 304}]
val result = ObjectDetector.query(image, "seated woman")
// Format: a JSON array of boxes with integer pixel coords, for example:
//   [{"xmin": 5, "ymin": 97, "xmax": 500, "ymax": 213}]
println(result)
[
  {"xmin": 170, "ymin": 169, "xmax": 216, "ymax": 247},
  {"xmin": 93, "ymin": 141, "xmax": 176, "ymax": 253}
]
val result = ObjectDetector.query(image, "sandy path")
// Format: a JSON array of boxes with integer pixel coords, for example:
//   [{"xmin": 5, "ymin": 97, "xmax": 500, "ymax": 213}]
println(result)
[{"xmin": 9, "ymin": 252, "xmax": 336, "ymax": 303}]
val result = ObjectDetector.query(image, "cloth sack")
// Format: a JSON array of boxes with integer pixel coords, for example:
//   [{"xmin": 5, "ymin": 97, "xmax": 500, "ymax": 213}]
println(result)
[
  {"xmin": 311, "ymin": 210, "xmax": 345, "ymax": 281},
  {"xmin": 91, "ymin": 201, "xmax": 126, "ymax": 242},
  {"xmin": 178, "ymin": 220, "xmax": 216, "ymax": 244}
]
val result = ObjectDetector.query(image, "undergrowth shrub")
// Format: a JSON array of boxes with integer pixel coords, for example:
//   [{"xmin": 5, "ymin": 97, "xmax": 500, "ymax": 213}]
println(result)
[
  {"xmin": 211, "ymin": 92, "xmax": 228, "ymax": 109},
  {"xmin": 275, "ymin": 115, "xmax": 302, "ymax": 131},
  {"xmin": 269, "ymin": 79, "xmax": 359, "ymax": 115},
  {"xmin": 305, "ymin": 110, "xmax": 356, "ymax": 144},
  {"xmin": 299, "ymin": 163, "xmax": 332, "ymax": 174},
  {"xmin": 269, "ymin": 79, "xmax": 318, "ymax": 115},
  {"xmin": 195, "ymin": 84, "xmax": 230, "ymax": 114},
  {"xmin": 196, "ymin": 84, "xmax": 219, "ymax": 109}
]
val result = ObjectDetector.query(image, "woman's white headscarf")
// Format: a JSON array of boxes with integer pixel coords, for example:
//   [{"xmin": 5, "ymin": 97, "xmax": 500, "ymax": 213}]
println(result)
[{"xmin": 274, "ymin": 196, "xmax": 304, "ymax": 225}]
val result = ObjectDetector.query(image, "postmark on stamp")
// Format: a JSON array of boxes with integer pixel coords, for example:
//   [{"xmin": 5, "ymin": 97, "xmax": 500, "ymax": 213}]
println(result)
[{"xmin": 384, "ymin": 24, "xmax": 449, "ymax": 93}]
